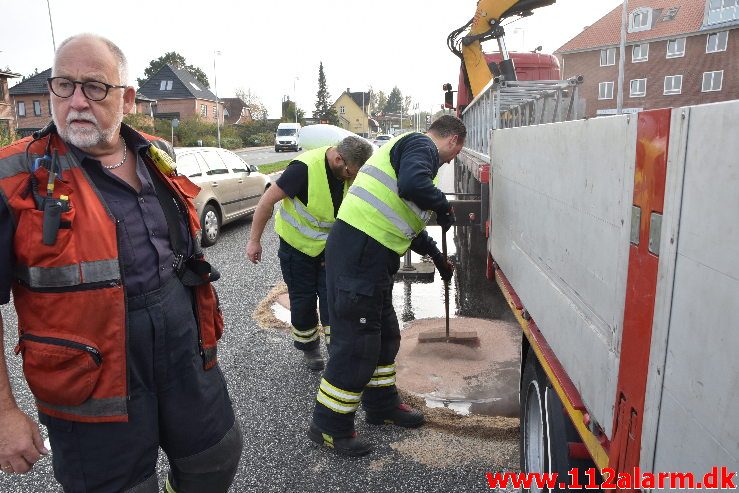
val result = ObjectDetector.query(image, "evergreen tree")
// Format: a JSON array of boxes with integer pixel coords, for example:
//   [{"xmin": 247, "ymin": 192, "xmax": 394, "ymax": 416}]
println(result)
[
  {"xmin": 313, "ymin": 62, "xmax": 339, "ymax": 125},
  {"xmin": 138, "ymin": 52, "xmax": 209, "ymax": 88},
  {"xmin": 376, "ymin": 90, "xmax": 388, "ymax": 115},
  {"xmin": 384, "ymin": 86, "xmax": 403, "ymax": 114}
]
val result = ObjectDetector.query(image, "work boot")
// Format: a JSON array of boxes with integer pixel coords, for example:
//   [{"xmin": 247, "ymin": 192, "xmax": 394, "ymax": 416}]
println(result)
[
  {"xmin": 307, "ymin": 421, "xmax": 373, "ymax": 457},
  {"xmin": 365, "ymin": 403, "xmax": 425, "ymax": 428},
  {"xmin": 302, "ymin": 347, "xmax": 324, "ymax": 371}
]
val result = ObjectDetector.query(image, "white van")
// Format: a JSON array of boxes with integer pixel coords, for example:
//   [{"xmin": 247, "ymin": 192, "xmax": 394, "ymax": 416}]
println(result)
[{"xmin": 275, "ymin": 122, "xmax": 301, "ymax": 152}]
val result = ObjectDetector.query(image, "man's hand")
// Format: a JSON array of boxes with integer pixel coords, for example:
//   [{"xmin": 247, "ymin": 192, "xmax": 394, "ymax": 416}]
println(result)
[
  {"xmin": 432, "ymin": 252, "xmax": 455, "ymax": 283},
  {"xmin": 0, "ymin": 407, "xmax": 48, "ymax": 475},
  {"xmin": 436, "ymin": 206, "xmax": 456, "ymax": 233},
  {"xmin": 246, "ymin": 239, "xmax": 262, "ymax": 264}
]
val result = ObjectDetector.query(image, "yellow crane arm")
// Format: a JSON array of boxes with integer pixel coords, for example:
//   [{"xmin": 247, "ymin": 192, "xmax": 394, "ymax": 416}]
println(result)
[{"xmin": 458, "ymin": 0, "xmax": 555, "ymax": 97}]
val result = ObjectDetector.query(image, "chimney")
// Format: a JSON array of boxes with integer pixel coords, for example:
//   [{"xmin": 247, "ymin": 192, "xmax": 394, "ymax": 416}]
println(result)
[{"xmin": 347, "ymin": 87, "xmax": 351, "ymax": 94}]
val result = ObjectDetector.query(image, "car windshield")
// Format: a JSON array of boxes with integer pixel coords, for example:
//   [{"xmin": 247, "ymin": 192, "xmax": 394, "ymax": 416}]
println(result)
[{"xmin": 277, "ymin": 129, "xmax": 297, "ymax": 136}]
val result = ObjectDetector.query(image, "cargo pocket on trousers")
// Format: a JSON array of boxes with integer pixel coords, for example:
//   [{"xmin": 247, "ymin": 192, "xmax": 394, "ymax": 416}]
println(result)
[
  {"xmin": 16, "ymin": 333, "xmax": 102, "ymax": 407},
  {"xmin": 334, "ymin": 275, "xmax": 378, "ymax": 327}
]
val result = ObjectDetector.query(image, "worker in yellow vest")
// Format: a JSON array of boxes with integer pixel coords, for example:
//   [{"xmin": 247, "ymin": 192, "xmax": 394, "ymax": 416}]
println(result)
[
  {"xmin": 247, "ymin": 136, "xmax": 373, "ymax": 370},
  {"xmin": 308, "ymin": 115, "xmax": 464, "ymax": 456}
]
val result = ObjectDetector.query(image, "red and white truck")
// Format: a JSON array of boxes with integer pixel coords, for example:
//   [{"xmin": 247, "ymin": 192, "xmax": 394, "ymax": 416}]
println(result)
[{"xmin": 445, "ymin": 1, "xmax": 738, "ymax": 489}]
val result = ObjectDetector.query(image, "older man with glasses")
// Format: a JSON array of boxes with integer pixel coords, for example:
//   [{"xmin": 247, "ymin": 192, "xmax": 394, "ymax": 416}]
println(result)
[
  {"xmin": 0, "ymin": 34, "xmax": 242, "ymax": 492},
  {"xmin": 246, "ymin": 136, "xmax": 372, "ymax": 371}
]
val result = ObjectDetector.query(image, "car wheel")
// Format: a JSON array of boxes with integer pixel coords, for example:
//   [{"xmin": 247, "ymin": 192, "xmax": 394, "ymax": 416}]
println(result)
[{"xmin": 200, "ymin": 204, "xmax": 221, "ymax": 247}]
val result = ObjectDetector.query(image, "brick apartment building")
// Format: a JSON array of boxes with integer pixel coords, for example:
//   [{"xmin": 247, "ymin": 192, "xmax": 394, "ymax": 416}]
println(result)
[
  {"xmin": 0, "ymin": 70, "xmax": 22, "ymax": 139},
  {"xmin": 555, "ymin": 0, "xmax": 738, "ymax": 117}
]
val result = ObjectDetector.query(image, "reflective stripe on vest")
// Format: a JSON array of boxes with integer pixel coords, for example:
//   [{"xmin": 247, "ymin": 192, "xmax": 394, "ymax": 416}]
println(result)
[
  {"xmin": 274, "ymin": 146, "xmax": 344, "ymax": 257},
  {"xmin": 338, "ymin": 133, "xmax": 431, "ymax": 255},
  {"xmin": 15, "ymin": 259, "xmax": 120, "ymax": 288}
]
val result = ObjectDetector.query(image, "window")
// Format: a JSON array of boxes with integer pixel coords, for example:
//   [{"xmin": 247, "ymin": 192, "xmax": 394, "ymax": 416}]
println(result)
[
  {"xmin": 630, "ymin": 79, "xmax": 647, "ymax": 97},
  {"xmin": 706, "ymin": 31, "xmax": 729, "ymax": 52},
  {"xmin": 17, "ymin": 101, "xmax": 26, "ymax": 117},
  {"xmin": 629, "ymin": 8, "xmax": 653, "ymax": 32},
  {"xmin": 600, "ymin": 47, "xmax": 616, "ymax": 66},
  {"xmin": 707, "ymin": 0, "xmax": 738, "ymax": 25},
  {"xmin": 48, "ymin": 100, "xmax": 52, "ymax": 115},
  {"xmin": 666, "ymin": 38, "xmax": 686, "ymax": 58},
  {"xmin": 0, "ymin": 83, "xmax": 4, "ymax": 102},
  {"xmin": 213, "ymin": 106, "xmax": 217, "ymax": 119},
  {"xmin": 632, "ymin": 43, "xmax": 649, "ymax": 62},
  {"xmin": 339, "ymin": 105, "xmax": 346, "ymax": 114},
  {"xmin": 200, "ymin": 150, "xmax": 228, "ymax": 175},
  {"xmin": 200, "ymin": 104, "xmax": 207, "ymax": 117},
  {"xmin": 33, "ymin": 100, "xmax": 42, "ymax": 116},
  {"xmin": 702, "ymin": 70, "xmax": 724, "ymax": 91},
  {"xmin": 176, "ymin": 154, "xmax": 203, "ymax": 178},
  {"xmin": 160, "ymin": 80, "xmax": 173, "ymax": 91},
  {"xmin": 664, "ymin": 75, "xmax": 683, "ymax": 95},
  {"xmin": 599, "ymin": 81, "xmax": 614, "ymax": 100},
  {"xmin": 189, "ymin": 82, "xmax": 201, "ymax": 91},
  {"xmin": 217, "ymin": 149, "xmax": 248, "ymax": 173}
]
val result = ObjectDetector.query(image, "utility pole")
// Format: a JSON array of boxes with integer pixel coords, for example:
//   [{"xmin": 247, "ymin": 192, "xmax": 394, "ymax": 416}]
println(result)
[
  {"xmin": 293, "ymin": 77, "xmax": 299, "ymax": 124},
  {"xmin": 616, "ymin": 0, "xmax": 628, "ymax": 115},
  {"xmin": 46, "ymin": 0, "xmax": 56, "ymax": 52},
  {"xmin": 213, "ymin": 51, "xmax": 221, "ymax": 147}
]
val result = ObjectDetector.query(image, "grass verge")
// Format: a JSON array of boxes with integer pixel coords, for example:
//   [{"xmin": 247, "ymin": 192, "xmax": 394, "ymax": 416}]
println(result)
[{"xmin": 258, "ymin": 159, "xmax": 292, "ymax": 175}]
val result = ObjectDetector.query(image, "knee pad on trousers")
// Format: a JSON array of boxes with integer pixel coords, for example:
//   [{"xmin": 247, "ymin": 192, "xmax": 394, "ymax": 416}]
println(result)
[{"xmin": 168, "ymin": 421, "xmax": 243, "ymax": 493}]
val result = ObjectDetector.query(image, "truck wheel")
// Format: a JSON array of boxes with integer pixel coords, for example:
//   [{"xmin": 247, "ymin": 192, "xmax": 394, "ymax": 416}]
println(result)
[
  {"xmin": 275, "ymin": 147, "xmax": 280, "ymax": 152},
  {"xmin": 545, "ymin": 383, "xmax": 600, "ymax": 490},
  {"xmin": 520, "ymin": 348, "xmax": 548, "ymax": 493},
  {"xmin": 201, "ymin": 204, "xmax": 221, "ymax": 247}
]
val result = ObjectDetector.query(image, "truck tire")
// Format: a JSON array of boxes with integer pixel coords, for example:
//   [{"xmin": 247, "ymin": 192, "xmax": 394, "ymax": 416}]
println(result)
[
  {"xmin": 521, "ymin": 348, "xmax": 600, "ymax": 492},
  {"xmin": 520, "ymin": 348, "xmax": 548, "ymax": 493},
  {"xmin": 544, "ymin": 383, "xmax": 600, "ymax": 491}
]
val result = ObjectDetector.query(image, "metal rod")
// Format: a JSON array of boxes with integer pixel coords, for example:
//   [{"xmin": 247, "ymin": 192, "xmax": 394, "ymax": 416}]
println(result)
[{"xmin": 442, "ymin": 229, "xmax": 450, "ymax": 339}]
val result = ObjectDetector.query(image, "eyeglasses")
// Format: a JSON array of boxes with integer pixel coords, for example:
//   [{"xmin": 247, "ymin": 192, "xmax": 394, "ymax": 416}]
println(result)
[
  {"xmin": 47, "ymin": 77, "xmax": 126, "ymax": 102},
  {"xmin": 339, "ymin": 154, "xmax": 359, "ymax": 179}
]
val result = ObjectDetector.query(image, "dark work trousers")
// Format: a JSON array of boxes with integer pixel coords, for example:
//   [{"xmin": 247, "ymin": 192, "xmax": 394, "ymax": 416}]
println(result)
[
  {"xmin": 312, "ymin": 220, "xmax": 402, "ymax": 436},
  {"xmin": 40, "ymin": 277, "xmax": 241, "ymax": 492},
  {"xmin": 278, "ymin": 238, "xmax": 329, "ymax": 350}
]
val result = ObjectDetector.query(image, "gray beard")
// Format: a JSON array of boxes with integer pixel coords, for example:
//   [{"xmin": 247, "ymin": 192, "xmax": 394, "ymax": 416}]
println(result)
[{"xmin": 52, "ymin": 109, "xmax": 122, "ymax": 149}]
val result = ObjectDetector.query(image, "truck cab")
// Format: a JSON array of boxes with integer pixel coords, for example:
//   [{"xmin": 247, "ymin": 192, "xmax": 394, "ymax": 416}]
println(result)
[{"xmin": 275, "ymin": 122, "xmax": 301, "ymax": 152}]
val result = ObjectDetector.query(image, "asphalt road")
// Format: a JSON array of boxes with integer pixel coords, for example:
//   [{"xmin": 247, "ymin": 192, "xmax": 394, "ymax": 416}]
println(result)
[
  {"xmin": 235, "ymin": 147, "xmax": 300, "ymax": 167},
  {"xmin": 0, "ymin": 210, "xmax": 517, "ymax": 492}
]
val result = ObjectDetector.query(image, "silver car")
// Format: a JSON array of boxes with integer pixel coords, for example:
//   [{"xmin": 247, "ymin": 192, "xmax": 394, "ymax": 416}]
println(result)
[
  {"xmin": 373, "ymin": 134, "xmax": 393, "ymax": 147},
  {"xmin": 175, "ymin": 147, "xmax": 271, "ymax": 246}
]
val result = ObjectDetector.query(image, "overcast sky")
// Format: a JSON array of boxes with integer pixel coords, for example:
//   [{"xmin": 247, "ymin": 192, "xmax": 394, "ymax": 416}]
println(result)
[{"xmin": 1, "ymin": 0, "xmax": 622, "ymax": 118}]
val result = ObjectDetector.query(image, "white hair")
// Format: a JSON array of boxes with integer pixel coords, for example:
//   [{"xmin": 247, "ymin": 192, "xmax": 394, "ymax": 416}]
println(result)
[{"xmin": 55, "ymin": 33, "xmax": 129, "ymax": 85}]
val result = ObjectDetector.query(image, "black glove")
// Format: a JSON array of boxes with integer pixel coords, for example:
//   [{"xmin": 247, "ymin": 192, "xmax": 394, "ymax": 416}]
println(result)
[
  {"xmin": 432, "ymin": 252, "xmax": 454, "ymax": 283},
  {"xmin": 436, "ymin": 206, "xmax": 456, "ymax": 233}
]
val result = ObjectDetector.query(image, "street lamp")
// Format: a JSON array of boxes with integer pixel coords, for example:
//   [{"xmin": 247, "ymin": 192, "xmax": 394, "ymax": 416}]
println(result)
[
  {"xmin": 293, "ymin": 77, "xmax": 299, "ymax": 124},
  {"xmin": 213, "ymin": 50, "xmax": 221, "ymax": 148}
]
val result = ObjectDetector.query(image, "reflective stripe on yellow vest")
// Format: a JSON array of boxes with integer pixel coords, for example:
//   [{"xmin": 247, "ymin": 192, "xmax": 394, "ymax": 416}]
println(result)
[
  {"xmin": 274, "ymin": 147, "xmax": 346, "ymax": 257},
  {"xmin": 337, "ymin": 133, "xmax": 432, "ymax": 255}
]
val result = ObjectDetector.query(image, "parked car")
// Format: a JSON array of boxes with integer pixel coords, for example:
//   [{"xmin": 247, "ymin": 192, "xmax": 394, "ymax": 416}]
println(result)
[
  {"xmin": 175, "ymin": 147, "xmax": 271, "ymax": 246},
  {"xmin": 373, "ymin": 134, "xmax": 393, "ymax": 147}
]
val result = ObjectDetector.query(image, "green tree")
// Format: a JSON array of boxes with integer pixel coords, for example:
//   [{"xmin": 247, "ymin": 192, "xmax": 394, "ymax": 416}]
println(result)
[
  {"xmin": 282, "ymin": 98, "xmax": 305, "ymax": 124},
  {"xmin": 0, "ymin": 125, "xmax": 14, "ymax": 147},
  {"xmin": 376, "ymin": 90, "xmax": 387, "ymax": 115},
  {"xmin": 313, "ymin": 62, "xmax": 339, "ymax": 125},
  {"xmin": 368, "ymin": 86, "xmax": 379, "ymax": 114},
  {"xmin": 138, "ymin": 52, "xmax": 209, "ymax": 88},
  {"xmin": 384, "ymin": 86, "xmax": 403, "ymax": 114}
]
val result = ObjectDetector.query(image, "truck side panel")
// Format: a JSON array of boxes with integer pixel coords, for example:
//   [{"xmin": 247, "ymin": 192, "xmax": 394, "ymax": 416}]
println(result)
[
  {"xmin": 644, "ymin": 101, "xmax": 739, "ymax": 475},
  {"xmin": 489, "ymin": 116, "xmax": 638, "ymax": 438}
]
